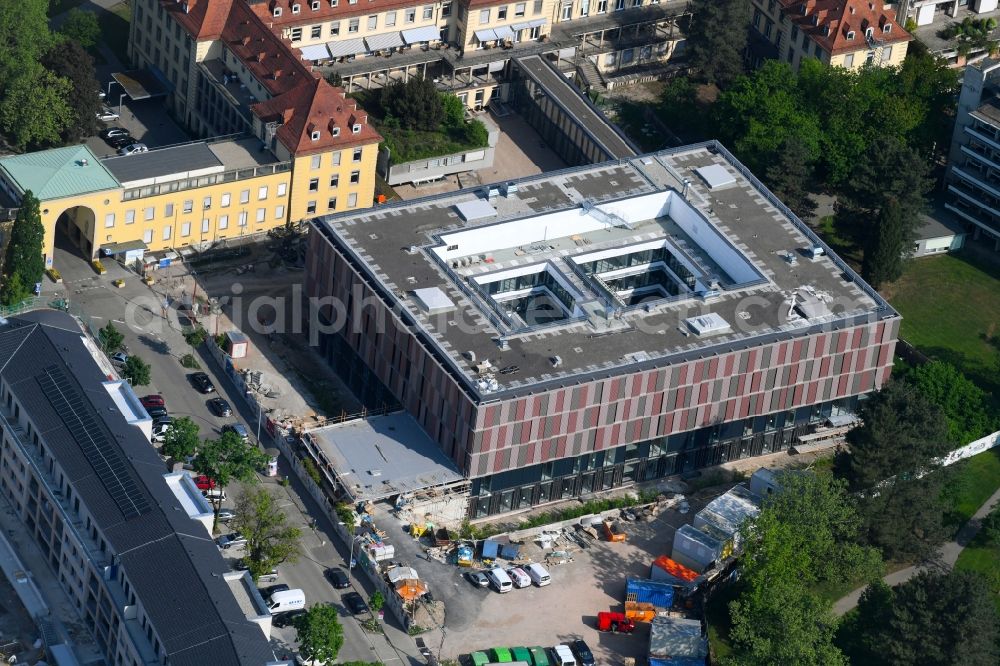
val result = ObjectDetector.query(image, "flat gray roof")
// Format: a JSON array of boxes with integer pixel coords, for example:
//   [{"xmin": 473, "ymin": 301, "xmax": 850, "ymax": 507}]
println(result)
[
  {"xmin": 514, "ymin": 55, "xmax": 636, "ymax": 160},
  {"xmin": 313, "ymin": 142, "xmax": 896, "ymax": 402},
  {"xmin": 103, "ymin": 142, "xmax": 223, "ymax": 183},
  {"xmin": 305, "ymin": 412, "xmax": 464, "ymax": 502}
]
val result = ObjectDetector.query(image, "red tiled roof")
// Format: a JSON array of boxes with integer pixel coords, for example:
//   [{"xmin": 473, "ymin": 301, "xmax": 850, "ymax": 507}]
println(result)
[
  {"xmin": 222, "ymin": 0, "xmax": 318, "ymax": 96},
  {"xmin": 779, "ymin": 0, "xmax": 911, "ymax": 56},
  {"xmin": 252, "ymin": 77, "xmax": 382, "ymax": 156},
  {"xmin": 250, "ymin": 0, "xmax": 435, "ymax": 27},
  {"xmin": 160, "ymin": 0, "xmax": 236, "ymax": 40}
]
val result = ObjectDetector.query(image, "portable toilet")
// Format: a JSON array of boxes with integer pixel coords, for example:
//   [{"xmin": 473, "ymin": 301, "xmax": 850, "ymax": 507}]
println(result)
[
  {"xmin": 471, "ymin": 652, "xmax": 490, "ymax": 666},
  {"xmin": 491, "ymin": 647, "xmax": 513, "ymax": 662},
  {"xmin": 511, "ymin": 647, "xmax": 531, "ymax": 664},
  {"xmin": 528, "ymin": 647, "xmax": 550, "ymax": 666}
]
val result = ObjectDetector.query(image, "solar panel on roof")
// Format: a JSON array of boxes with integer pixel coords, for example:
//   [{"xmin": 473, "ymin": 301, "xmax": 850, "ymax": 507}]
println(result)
[{"xmin": 37, "ymin": 366, "xmax": 150, "ymax": 519}]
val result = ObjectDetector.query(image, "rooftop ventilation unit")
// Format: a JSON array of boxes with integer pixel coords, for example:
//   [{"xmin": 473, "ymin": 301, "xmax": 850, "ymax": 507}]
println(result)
[
  {"xmin": 685, "ymin": 313, "xmax": 731, "ymax": 336},
  {"xmin": 412, "ymin": 287, "xmax": 456, "ymax": 314},
  {"xmin": 694, "ymin": 164, "xmax": 736, "ymax": 191},
  {"xmin": 550, "ymin": 355, "xmax": 562, "ymax": 367}
]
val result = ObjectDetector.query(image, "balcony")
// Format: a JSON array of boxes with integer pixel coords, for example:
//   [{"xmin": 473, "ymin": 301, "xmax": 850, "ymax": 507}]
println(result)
[
  {"xmin": 961, "ymin": 143, "xmax": 1000, "ymax": 172},
  {"xmin": 965, "ymin": 124, "xmax": 1000, "ymax": 152},
  {"xmin": 103, "ymin": 576, "xmax": 158, "ymax": 664}
]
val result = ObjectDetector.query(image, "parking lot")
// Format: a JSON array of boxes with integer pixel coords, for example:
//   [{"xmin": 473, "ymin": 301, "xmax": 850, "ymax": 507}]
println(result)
[
  {"xmin": 86, "ymin": 95, "xmax": 191, "ymax": 159},
  {"xmin": 374, "ymin": 490, "xmax": 716, "ymax": 662}
]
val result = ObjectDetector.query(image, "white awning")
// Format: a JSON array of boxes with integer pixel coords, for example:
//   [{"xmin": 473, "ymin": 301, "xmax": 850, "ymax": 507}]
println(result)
[
  {"xmin": 365, "ymin": 31, "xmax": 404, "ymax": 51},
  {"xmin": 510, "ymin": 22, "xmax": 532, "ymax": 31},
  {"xmin": 299, "ymin": 44, "xmax": 331, "ymax": 61},
  {"xmin": 326, "ymin": 37, "xmax": 367, "ymax": 58},
  {"xmin": 529, "ymin": 18, "xmax": 548, "ymax": 28},
  {"xmin": 402, "ymin": 25, "xmax": 440, "ymax": 44},
  {"xmin": 487, "ymin": 60, "xmax": 506, "ymax": 72},
  {"xmin": 474, "ymin": 28, "xmax": 498, "ymax": 42},
  {"xmin": 493, "ymin": 25, "xmax": 515, "ymax": 40}
]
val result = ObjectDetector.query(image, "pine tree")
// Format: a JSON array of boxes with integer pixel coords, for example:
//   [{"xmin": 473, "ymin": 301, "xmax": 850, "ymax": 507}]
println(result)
[
  {"xmin": 765, "ymin": 136, "xmax": 817, "ymax": 218},
  {"xmin": 686, "ymin": 0, "xmax": 748, "ymax": 88},
  {"xmin": 2, "ymin": 191, "xmax": 45, "ymax": 305},
  {"xmin": 862, "ymin": 197, "xmax": 910, "ymax": 289}
]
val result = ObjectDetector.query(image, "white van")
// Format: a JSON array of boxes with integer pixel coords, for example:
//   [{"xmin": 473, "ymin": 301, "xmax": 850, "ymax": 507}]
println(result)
[
  {"xmin": 486, "ymin": 567, "xmax": 512, "ymax": 593},
  {"xmin": 268, "ymin": 588, "xmax": 305, "ymax": 614},
  {"xmin": 551, "ymin": 645, "xmax": 575, "ymax": 666},
  {"xmin": 203, "ymin": 488, "xmax": 227, "ymax": 502},
  {"xmin": 525, "ymin": 563, "xmax": 551, "ymax": 587},
  {"xmin": 507, "ymin": 567, "xmax": 531, "ymax": 589}
]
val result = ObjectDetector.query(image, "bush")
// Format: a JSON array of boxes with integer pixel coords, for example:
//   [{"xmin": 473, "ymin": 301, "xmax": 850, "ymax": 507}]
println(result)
[
  {"xmin": 184, "ymin": 326, "xmax": 208, "ymax": 347},
  {"xmin": 360, "ymin": 618, "xmax": 382, "ymax": 633},
  {"xmin": 334, "ymin": 502, "xmax": 356, "ymax": 530},
  {"xmin": 981, "ymin": 506, "xmax": 1000, "ymax": 546},
  {"xmin": 369, "ymin": 591, "xmax": 385, "ymax": 612},
  {"xmin": 407, "ymin": 624, "xmax": 427, "ymax": 636},
  {"xmin": 180, "ymin": 353, "xmax": 200, "ymax": 369},
  {"xmin": 302, "ymin": 457, "xmax": 324, "ymax": 486},
  {"xmin": 214, "ymin": 333, "xmax": 228, "ymax": 348},
  {"xmin": 463, "ymin": 119, "xmax": 489, "ymax": 147}
]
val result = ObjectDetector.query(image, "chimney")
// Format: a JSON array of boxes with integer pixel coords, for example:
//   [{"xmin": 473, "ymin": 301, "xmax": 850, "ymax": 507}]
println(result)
[
  {"xmin": 273, "ymin": 68, "xmax": 283, "ymax": 79},
  {"xmin": 242, "ymin": 36, "xmax": 251, "ymax": 46},
  {"xmin": 182, "ymin": 1, "xmax": 190, "ymax": 13},
  {"xmin": 282, "ymin": 108, "xmax": 294, "ymax": 123},
  {"xmin": 257, "ymin": 52, "xmax": 266, "ymax": 62}
]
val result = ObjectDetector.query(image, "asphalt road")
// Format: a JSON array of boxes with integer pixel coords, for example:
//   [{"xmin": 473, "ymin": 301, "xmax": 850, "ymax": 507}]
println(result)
[{"xmin": 47, "ymin": 237, "xmax": 417, "ymax": 664}]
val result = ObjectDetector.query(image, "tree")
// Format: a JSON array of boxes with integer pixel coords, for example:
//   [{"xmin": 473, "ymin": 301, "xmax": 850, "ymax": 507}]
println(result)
[
  {"xmin": 295, "ymin": 604, "xmax": 344, "ymax": 664},
  {"xmin": 861, "ymin": 197, "xmax": 911, "ymax": 289},
  {"xmin": 0, "ymin": 65, "xmax": 74, "ymax": 149},
  {"xmin": 42, "ymin": 39, "xmax": 100, "ymax": 143},
  {"xmin": 897, "ymin": 41, "xmax": 960, "ymax": 159},
  {"xmin": 122, "ymin": 355, "xmax": 151, "ymax": 386},
  {"xmin": 2, "ymin": 191, "xmax": 45, "ymax": 305},
  {"xmin": 441, "ymin": 93, "xmax": 465, "ymax": 127},
  {"xmin": 765, "ymin": 135, "xmax": 817, "ymax": 218},
  {"xmin": 194, "ymin": 430, "xmax": 269, "ymax": 519},
  {"xmin": 727, "ymin": 472, "xmax": 881, "ymax": 665},
  {"xmin": 0, "ymin": 0, "xmax": 53, "ymax": 92},
  {"xmin": 369, "ymin": 590, "xmax": 384, "ymax": 612},
  {"xmin": 844, "ymin": 571, "xmax": 1000, "ymax": 666},
  {"xmin": 231, "ymin": 487, "xmax": 302, "ymax": 581},
  {"xmin": 906, "ymin": 361, "xmax": 994, "ymax": 446},
  {"xmin": 840, "ymin": 380, "xmax": 953, "ymax": 560},
  {"xmin": 98, "ymin": 322, "xmax": 124, "ymax": 354},
  {"xmin": 58, "ymin": 9, "xmax": 100, "ymax": 49},
  {"xmin": 161, "ymin": 416, "xmax": 201, "ymax": 462},
  {"xmin": 378, "ymin": 77, "xmax": 443, "ymax": 131},
  {"xmin": 685, "ymin": 0, "xmax": 747, "ymax": 88}
]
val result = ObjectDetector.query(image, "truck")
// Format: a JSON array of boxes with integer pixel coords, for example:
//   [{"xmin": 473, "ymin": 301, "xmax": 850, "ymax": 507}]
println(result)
[
  {"xmin": 434, "ymin": 526, "xmax": 452, "ymax": 546},
  {"xmin": 597, "ymin": 611, "xmax": 635, "ymax": 633},
  {"xmin": 603, "ymin": 520, "xmax": 627, "ymax": 542}
]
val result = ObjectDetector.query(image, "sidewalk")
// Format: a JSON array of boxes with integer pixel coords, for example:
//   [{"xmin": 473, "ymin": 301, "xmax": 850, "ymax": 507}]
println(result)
[{"xmin": 833, "ymin": 486, "xmax": 1000, "ymax": 615}]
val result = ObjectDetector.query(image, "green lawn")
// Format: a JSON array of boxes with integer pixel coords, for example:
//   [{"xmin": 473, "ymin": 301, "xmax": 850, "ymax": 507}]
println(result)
[
  {"xmin": 955, "ymin": 538, "xmax": 1000, "ymax": 613},
  {"xmin": 380, "ymin": 125, "xmax": 486, "ymax": 163},
  {"xmin": 942, "ymin": 449, "xmax": 1000, "ymax": 528},
  {"xmin": 887, "ymin": 251, "xmax": 1000, "ymax": 404}
]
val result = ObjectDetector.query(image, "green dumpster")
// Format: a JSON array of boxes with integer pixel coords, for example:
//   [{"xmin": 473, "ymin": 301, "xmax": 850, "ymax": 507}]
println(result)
[
  {"xmin": 528, "ymin": 647, "xmax": 550, "ymax": 666},
  {"xmin": 471, "ymin": 651, "xmax": 490, "ymax": 666},
  {"xmin": 511, "ymin": 647, "xmax": 531, "ymax": 664},
  {"xmin": 491, "ymin": 647, "xmax": 513, "ymax": 663}
]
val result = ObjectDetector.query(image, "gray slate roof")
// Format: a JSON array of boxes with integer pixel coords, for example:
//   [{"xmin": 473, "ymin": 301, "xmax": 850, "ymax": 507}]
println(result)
[{"xmin": 0, "ymin": 310, "xmax": 273, "ymax": 665}]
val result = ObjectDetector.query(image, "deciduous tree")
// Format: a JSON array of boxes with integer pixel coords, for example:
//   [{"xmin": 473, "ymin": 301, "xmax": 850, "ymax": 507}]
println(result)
[
  {"xmin": 685, "ymin": 0, "xmax": 747, "ymax": 88},
  {"xmin": 161, "ymin": 416, "xmax": 201, "ymax": 462},
  {"xmin": 728, "ymin": 472, "xmax": 881, "ymax": 665},
  {"xmin": 231, "ymin": 487, "xmax": 301, "ymax": 582},
  {"xmin": 58, "ymin": 9, "xmax": 100, "ymax": 49},
  {"xmin": 98, "ymin": 322, "xmax": 124, "ymax": 354},
  {"xmin": 0, "ymin": 65, "xmax": 74, "ymax": 149},
  {"xmin": 42, "ymin": 39, "xmax": 100, "ymax": 143},
  {"xmin": 122, "ymin": 355, "xmax": 151, "ymax": 387},
  {"xmin": 379, "ymin": 77, "xmax": 443, "ymax": 131},
  {"xmin": 194, "ymin": 430, "xmax": 269, "ymax": 520},
  {"xmin": 906, "ymin": 361, "xmax": 994, "ymax": 446},
  {"xmin": 0, "ymin": 0, "xmax": 53, "ymax": 92},
  {"xmin": 765, "ymin": 135, "xmax": 817, "ymax": 218},
  {"xmin": 295, "ymin": 604, "xmax": 344, "ymax": 663}
]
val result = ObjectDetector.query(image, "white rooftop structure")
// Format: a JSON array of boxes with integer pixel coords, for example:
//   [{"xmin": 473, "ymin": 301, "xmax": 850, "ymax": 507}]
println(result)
[
  {"xmin": 695, "ymin": 163, "xmax": 736, "ymax": 190},
  {"xmin": 454, "ymin": 199, "xmax": 497, "ymax": 221},
  {"xmin": 412, "ymin": 287, "xmax": 456, "ymax": 314}
]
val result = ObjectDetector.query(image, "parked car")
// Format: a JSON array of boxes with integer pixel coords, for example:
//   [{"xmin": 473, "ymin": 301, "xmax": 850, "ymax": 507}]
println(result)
[
  {"xmin": 271, "ymin": 608, "xmax": 305, "ymax": 628},
  {"xmin": 208, "ymin": 398, "xmax": 232, "ymax": 417},
  {"xmin": 216, "ymin": 533, "xmax": 247, "ymax": 550},
  {"xmin": 140, "ymin": 394, "xmax": 165, "ymax": 408},
  {"xmin": 569, "ymin": 640, "xmax": 595, "ymax": 666},
  {"xmin": 110, "ymin": 351, "xmax": 128, "ymax": 366},
  {"xmin": 192, "ymin": 475, "xmax": 215, "ymax": 490},
  {"xmin": 118, "ymin": 142, "xmax": 148, "ymax": 156},
  {"xmin": 96, "ymin": 107, "xmax": 119, "ymax": 122},
  {"xmin": 234, "ymin": 559, "xmax": 278, "ymax": 582},
  {"xmin": 153, "ymin": 414, "xmax": 173, "ymax": 426},
  {"xmin": 145, "ymin": 406, "xmax": 168, "ymax": 419},
  {"xmin": 217, "ymin": 508, "xmax": 236, "ymax": 522},
  {"xmin": 343, "ymin": 591, "xmax": 367, "ymax": 615},
  {"xmin": 100, "ymin": 127, "xmax": 130, "ymax": 141},
  {"xmin": 325, "ymin": 567, "xmax": 350, "ymax": 589},
  {"xmin": 466, "ymin": 571, "xmax": 489, "ymax": 588},
  {"xmin": 507, "ymin": 567, "xmax": 531, "ymax": 589},
  {"xmin": 190, "ymin": 372, "xmax": 215, "ymax": 393},
  {"xmin": 108, "ymin": 135, "xmax": 135, "ymax": 149},
  {"xmin": 222, "ymin": 423, "xmax": 249, "ymax": 441},
  {"xmin": 151, "ymin": 422, "xmax": 170, "ymax": 443},
  {"xmin": 96, "ymin": 89, "xmax": 106, "ymax": 100},
  {"xmin": 261, "ymin": 583, "xmax": 290, "ymax": 598}
]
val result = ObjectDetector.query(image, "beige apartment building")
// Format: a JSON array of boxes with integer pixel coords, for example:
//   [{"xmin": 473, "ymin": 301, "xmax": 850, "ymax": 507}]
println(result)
[{"xmin": 748, "ymin": 0, "xmax": 911, "ymax": 71}]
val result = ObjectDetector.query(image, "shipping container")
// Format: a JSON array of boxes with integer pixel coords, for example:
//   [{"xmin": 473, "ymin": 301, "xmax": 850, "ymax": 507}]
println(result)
[
  {"xmin": 671, "ymin": 524, "xmax": 725, "ymax": 573},
  {"xmin": 650, "ymin": 555, "xmax": 700, "ymax": 588},
  {"xmin": 625, "ymin": 578, "xmax": 675, "ymax": 608}
]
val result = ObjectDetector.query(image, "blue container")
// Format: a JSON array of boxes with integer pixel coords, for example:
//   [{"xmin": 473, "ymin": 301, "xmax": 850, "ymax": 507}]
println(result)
[{"xmin": 626, "ymin": 577, "xmax": 675, "ymax": 608}]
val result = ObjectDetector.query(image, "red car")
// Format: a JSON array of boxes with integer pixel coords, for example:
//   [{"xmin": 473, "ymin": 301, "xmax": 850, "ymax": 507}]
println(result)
[
  {"xmin": 140, "ymin": 394, "xmax": 165, "ymax": 408},
  {"xmin": 193, "ymin": 475, "xmax": 216, "ymax": 490}
]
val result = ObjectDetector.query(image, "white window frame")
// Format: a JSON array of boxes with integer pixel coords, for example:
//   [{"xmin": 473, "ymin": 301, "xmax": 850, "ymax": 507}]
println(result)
[
  {"xmin": 221, "ymin": 193, "xmax": 231, "ymax": 208},
  {"xmin": 219, "ymin": 215, "xmax": 229, "ymax": 230}
]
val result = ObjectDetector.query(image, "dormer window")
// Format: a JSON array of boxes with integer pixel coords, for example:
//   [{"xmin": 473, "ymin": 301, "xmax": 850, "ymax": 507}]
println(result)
[
  {"xmin": 352, "ymin": 124, "xmax": 361, "ymax": 134},
  {"xmin": 332, "ymin": 126, "xmax": 341, "ymax": 136},
  {"xmin": 311, "ymin": 129, "xmax": 321, "ymax": 140},
  {"xmin": 273, "ymin": 6, "xmax": 282, "ymax": 16},
  {"xmin": 311, "ymin": 0, "xmax": 320, "ymax": 9},
  {"xmin": 800, "ymin": 4, "xmax": 807, "ymax": 14},
  {"xmin": 292, "ymin": 3, "xmax": 301, "ymax": 14},
  {"xmin": 883, "ymin": 23, "xmax": 892, "ymax": 33},
  {"xmin": 330, "ymin": 0, "xmax": 338, "ymax": 5},
  {"xmin": 847, "ymin": 30, "xmax": 855, "ymax": 40},
  {"xmin": 865, "ymin": 26, "xmax": 873, "ymax": 38}
]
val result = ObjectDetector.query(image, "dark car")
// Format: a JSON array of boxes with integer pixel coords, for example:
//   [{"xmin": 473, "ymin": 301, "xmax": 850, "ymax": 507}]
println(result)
[
  {"xmin": 99, "ymin": 127, "xmax": 130, "ymax": 140},
  {"xmin": 145, "ymin": 405, "xmax": 168, "ymax": 419},
  {"xmin": 570, "ymin": 640, "xmax": 595, "ymax": 666},
  {"xmin": 191, "ymin": 372, "xmax": 215, "ymax": 393},
  {"xmin": 108, "ymin": 135, "xmax": 135, "ymax": 149},
  {"xmin": 153, "ymin": 414, "xmax": 173, "ymax": 426},
  {"xmin": 222, "ymin": 423, "xmax": 249, "ymax": 441},
  {"xmin": 325, "ymin": 567, "xmax": 350, "ymax": 589},
  {"xmin": 261, "ymin": 583, "xmax": 290, "ymax": 597},
  {"xmin": 209, "ymin": 398, "xmax": 232, "ymax": 417},
  {"xmin": 343, "ymin": 591, "xmax": 368, "ymax": 615},
  {"xmin": 271, "ymin": 608, "xmax": 306, "ymax": 629}
]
